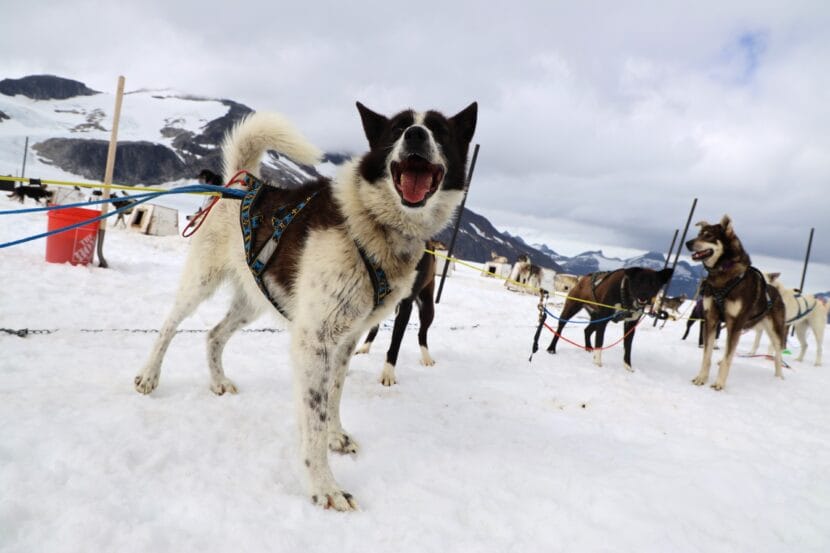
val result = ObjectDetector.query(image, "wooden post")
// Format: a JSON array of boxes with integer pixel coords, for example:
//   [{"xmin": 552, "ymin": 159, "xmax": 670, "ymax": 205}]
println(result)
[
  {"xmin": 20, "ymin": 136, "xmax": 29, "ymax": 180},
  {"xmin": 435, "ymin": 143, "xmax": 480, "ymax": 304},
  {"xmin": 96, "ymin": 76, "xmax": 126, "ymax": 268}
]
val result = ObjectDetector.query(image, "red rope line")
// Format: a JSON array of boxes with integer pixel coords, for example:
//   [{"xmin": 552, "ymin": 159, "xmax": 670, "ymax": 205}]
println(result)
[
  {"xmin": 543, "ymin": 318, "xmax": 644, "ymax": 351},
  {"xmin": 181, "ymin": 170, "xmax": 251, "ymax": 238}
]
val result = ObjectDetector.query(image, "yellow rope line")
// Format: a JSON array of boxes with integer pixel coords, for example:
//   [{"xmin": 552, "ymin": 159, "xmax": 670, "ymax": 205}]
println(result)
[
  {"xmin": 424, "ymin": 248, "xmax": 632, "ymax": 312},
  {"xmin": 0, "ymin": 175, "xmax": 219, "ymax": 196},
  {"xmin": 2, "ymin": 173, "xmax": 701, "ymax": 319}
]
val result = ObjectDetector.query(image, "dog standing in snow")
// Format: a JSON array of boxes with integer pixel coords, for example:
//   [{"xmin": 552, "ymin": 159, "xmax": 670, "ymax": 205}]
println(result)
[{"xmin": 134, "ymin": 103, "xmax": 477, "ymax": 510}]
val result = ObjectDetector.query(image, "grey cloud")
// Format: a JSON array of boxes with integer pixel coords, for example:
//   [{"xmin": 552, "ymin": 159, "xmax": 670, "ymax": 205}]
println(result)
[{"xmin": 1, "ymin": 0, "xmax": 827, "ymax": 263}]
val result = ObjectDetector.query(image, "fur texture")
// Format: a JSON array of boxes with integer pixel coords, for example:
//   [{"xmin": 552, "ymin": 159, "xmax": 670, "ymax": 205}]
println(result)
[
  {"xmin": 134, "ymin": 103, "xmax": 477, "ymax": 510},
  {"xmin": 685, "ymin": 215, "xmax": 787, "ymax": 390}
]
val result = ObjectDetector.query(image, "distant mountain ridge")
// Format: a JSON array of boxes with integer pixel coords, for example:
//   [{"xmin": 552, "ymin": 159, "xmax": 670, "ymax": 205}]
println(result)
[{"xmin": 1, "ymin": 74, "xmax": 705, "ymax": 296}]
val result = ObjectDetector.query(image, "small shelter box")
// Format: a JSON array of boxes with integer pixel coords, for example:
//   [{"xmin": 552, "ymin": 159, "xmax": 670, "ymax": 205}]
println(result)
[{"xmin": 128, "ymin": 204, "xmax": 179, "ymax": 236}]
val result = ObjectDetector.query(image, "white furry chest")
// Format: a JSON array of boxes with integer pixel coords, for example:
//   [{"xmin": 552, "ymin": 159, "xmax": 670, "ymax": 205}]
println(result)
[{"xmin": 290, "ymin": 229, "xmax": 418, "ymax": 336}]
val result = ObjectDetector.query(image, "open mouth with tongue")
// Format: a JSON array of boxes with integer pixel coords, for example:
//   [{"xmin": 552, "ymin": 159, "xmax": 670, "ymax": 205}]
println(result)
[
  {"xmin": 390, "ymin": 155, "xmax": 445, "ymax": 207},
  {"xmin": 691, "ymin": 248, "xmax": 714, "ymax": 261}
]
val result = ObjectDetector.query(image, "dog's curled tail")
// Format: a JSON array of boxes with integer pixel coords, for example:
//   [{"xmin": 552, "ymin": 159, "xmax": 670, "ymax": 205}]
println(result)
[{"xmin": 222, "ymin": 112, "xmax": 322, "ymax": 178}]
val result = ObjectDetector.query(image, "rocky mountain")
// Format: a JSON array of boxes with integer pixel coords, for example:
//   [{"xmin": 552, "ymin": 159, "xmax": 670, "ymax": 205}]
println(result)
[
  {"xmin": 1, "ymin": 73, "xmax": 706, "ymax": 296},
  {"xmin": 0, "ymin": 75, "xmax": 98, "ymax": 100}
]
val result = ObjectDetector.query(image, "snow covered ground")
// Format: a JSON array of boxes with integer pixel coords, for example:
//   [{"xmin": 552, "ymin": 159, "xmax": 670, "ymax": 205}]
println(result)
[{"xmin": 1, "ymin": 193, "xmax": 829, "ymax": 553}]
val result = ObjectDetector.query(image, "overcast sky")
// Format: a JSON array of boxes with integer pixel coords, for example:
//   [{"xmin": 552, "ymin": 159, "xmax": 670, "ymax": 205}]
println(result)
[{"xmin": 2, "ymin": 0, "xmax": 828, "ymax": 267}]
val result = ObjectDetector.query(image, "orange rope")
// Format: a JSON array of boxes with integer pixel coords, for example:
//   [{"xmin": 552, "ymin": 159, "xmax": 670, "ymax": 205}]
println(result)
[
  {"xmin": 181, "ymin": 170, "xmax": 250, "ymax": 238},
  {"xmin": 543, "ymin": 318, "xmax": 644, "ymax": 351}
]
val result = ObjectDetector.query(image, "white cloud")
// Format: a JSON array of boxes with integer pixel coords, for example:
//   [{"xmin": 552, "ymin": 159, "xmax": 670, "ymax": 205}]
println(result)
[{"xmin": 1, "ymin": 0, "xmax": 828, "ymax": 264}]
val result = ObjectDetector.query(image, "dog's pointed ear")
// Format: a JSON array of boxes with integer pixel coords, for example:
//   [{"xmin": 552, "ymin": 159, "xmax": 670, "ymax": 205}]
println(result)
[
  {"xmin": 695, "ymin": 220, "xmax": 709, "ymax": 229},
  {"xmin": 450, "ymin": 102, "xmax": 478, "ymax": 145},
  {"xmin": 767, "ymin": 272, "xmax": 781, "ymax": 283},
  {"xmin": 720, "ymin": 214, "xmax": 734, "ymax": 236},
  {"xmin": 356, "ymin": 102, "xmax": 388, "ymax": 149}
]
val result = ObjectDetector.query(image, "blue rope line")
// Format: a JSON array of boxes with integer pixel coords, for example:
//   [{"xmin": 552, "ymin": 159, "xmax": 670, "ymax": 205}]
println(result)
[
  {"xmin": 544, "ymin": 306, "xmax": 616, "ymax": 325},
  {"xmin": 0, "ymin": 184, "xmax": 247, "ymax": 250},
  {"xmin": 0, "ymin": 195, "xmax": 156, "ymax": 249},
  {"xmin": 0, "ymin": 184, "xmax": 245, "ymax": 215}
]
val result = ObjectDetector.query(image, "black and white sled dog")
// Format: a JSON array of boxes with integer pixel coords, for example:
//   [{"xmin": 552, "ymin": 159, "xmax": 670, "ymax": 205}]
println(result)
[{"xmin": 134, "ymin": 103, "xmax": 477, "ymax": 510}]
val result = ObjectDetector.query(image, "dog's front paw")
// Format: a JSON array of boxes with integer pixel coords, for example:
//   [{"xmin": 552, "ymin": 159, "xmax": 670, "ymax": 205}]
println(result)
[
  {"xmin": 328, "ymin": 431, "xmax": 359, "ymax": 455},
  {"xmin": 379, "ymin": 362, "xmax": 397, "ymax": 387},
  {"xmin": 711, "ymin": 381, "xmax": 725, "ymax": 391},
  {"xmin": 311, "ymin": 489, "xmax": 358, "ymax": 511},
  {"xmin": 623, "ymin": 363, "xmax": 634, "ymax": 372},
  {"xmin": 210, "ymin": 378, "xmax": 238, "ymax": 395},
  {"xmin": 692, "ymin": 375, "xmax": 708, "ymax": 386},
  {"xmin": 134, "ymin": 372, "xmax": 159, "ymax": 394},
  {"xmin": 420, "ymin": 346, "xmax": 435, "ymax": 366}
]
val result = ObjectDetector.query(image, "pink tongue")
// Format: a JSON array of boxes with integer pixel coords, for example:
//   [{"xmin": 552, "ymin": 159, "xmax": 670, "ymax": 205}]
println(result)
[{"xmin": 400, "ymin": 172, "xmax": 432, "ymax": 203}]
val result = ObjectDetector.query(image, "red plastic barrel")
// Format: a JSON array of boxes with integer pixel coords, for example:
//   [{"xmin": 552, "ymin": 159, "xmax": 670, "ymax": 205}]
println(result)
[{"xmin": 45, "ymin": 207, "xmax": 101, "ymax": 265}]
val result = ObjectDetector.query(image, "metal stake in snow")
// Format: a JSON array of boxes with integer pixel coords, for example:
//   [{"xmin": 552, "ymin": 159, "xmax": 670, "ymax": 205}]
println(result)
[
  {"xmin": 652, "ymin": 228, "xmax": 679, "ymax": 325},
  {"xmin": 654, "ymin": 198, "xmax": 697, "ymax": 323},
  {"xmin": 435, "ymin": 143, "xmax": 479, "ymax": 305},
  {"xmin": 96, "ymin": 75, "xmax": 125, "ymax": 269},
  {"xmin": 662, "ymin": 229, "xmax": 679, "ymax": 271},
  {"xmin": 792, "ymin": 227, "xmax": 815, "ymax": 337}
]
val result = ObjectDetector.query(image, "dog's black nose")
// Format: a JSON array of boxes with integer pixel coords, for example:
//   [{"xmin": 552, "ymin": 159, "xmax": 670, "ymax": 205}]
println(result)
[
  {"xmin": 404, "ymin": 126, "xmax": 428, "ymax": 145},
  {"xmin": 685, "ymin": 239, "xmax": 695, "ymax": 251}
]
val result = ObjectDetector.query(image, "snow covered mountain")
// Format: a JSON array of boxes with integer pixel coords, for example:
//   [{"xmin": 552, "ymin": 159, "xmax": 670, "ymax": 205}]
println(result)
[{"xmin": 1, "ymin": 74, "xmax": 708, "ymax": 294}]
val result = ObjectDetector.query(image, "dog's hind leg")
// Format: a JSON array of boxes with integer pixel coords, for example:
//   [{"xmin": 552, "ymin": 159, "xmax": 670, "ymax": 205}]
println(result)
[
  {"xmin": 622, "ymin": 319, "xmax": 637, "ymax": 371},
  {"xmin": 417, "ymin": 286, "xmax": 436, "ymax": 367},
  {"xmin": 812, "ymin": 316, "xmax": 824, "ymax": 366},
  {"xmin": 749, "ymin": 327, "xmax": 762, "ymax": 356},
  {"xmin": 379, "ymin": 298, "xmax": 414, "ymax": 386},
  {"xmin": 354, "ymin": 326, "xmax": 378, "ymax": 355},
  {"xmin": 206, "ymin": 288, "xmax": 261, "ymax": 395},
  {"xmin": 756, "ymin": 318, "xmax": 785, "ymax": 379},
  {"xmin": 794, "ymin": 322, "xmax": 808, "ymax": 363},
  {"xmin": 547, "ymin": 299, "xmax": 581, "ymax": 354},
  {"xmin": 134, "ymin": 265, "xmax": 226, "ymax": 394}
]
